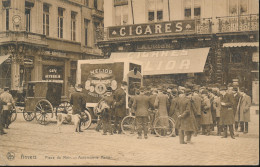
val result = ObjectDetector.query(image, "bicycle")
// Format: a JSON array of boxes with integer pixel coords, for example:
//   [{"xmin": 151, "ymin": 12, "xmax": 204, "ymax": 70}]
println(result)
[{"xmin": 121, "ymin": 109, "xmax": 175, "ymax": 137}]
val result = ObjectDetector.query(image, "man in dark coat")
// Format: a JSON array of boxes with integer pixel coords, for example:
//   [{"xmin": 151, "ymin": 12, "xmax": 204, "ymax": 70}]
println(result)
[
  {"xmin": 219, "ymin": 86, "xmax": 235, "ymax": 139},
  {"xmin": 169, "ymin": 89, "xmax": 179, "ymax": 136},
  {"xmin": 0, "ymin": 99, "xmax": 7, "ymax": 135},
  {"xmin": 233, "ymin": 87, "xmax": 240, "ymax": 131},
  {"xmin": 132, "ymin": 87, "xmax": 150, "ymax": 139},
  {"xmin": 70, "ymin": 84, "xmax": 86, "ymax": 132},
  {"xmin": 176, "ymin": 89, "xmax": 197, "ymax": 144},
  {"xmin": 191, "ymin": 89, "xmax": 202, "ymax": 136},
  {"xmin": 200, "ymin": 90, "xmax": 213, "ymax": 136},
  {"xmin": 148, "ymin": 88, "xmax": 158, "ymax": 134},
  {"xmin": 113, "ymin": 81, "xmax": 127, "ymax": 134}
]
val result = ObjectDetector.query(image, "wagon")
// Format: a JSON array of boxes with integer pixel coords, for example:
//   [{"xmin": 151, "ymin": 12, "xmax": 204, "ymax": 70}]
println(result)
[{"xmin": 22, "ymin": 81, "xmax": 92, "ymax": 127}]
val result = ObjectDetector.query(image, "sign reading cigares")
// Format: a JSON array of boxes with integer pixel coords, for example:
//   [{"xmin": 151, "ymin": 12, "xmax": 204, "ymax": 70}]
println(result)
[
  {"xmin": 108, "ymin": 20, "xmax": 195, "ymax": 39},
  {"xmin": 42, "ymin": 65, "xmax": 64, "ymax": 81}
]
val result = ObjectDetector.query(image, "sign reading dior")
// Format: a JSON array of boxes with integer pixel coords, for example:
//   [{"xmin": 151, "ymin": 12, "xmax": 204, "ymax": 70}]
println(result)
[{"xmin": 108, "ymin": 20, "xmax": 195, "ymax": 38}]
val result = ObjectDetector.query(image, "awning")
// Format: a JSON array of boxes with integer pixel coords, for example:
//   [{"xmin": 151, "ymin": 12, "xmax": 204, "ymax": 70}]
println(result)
[
  {"xmin": 0, "ymin": 54, "xmax": 11, "ymax": 65},
  {"xmin": 223, "ymin": 42, "xmax": 259, "ymax": 48},
  {"xmin": 110, "ymin": 48, "xmax": 210, "ymax": 75}
]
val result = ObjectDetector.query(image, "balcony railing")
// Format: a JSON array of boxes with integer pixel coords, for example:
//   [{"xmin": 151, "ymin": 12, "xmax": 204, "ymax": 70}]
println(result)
[
  {"xmin": 217, "ymin": 14, "xmax": 259, "ymax": 33},
  {"xmin": 96, "ymin": 14, "xmax": 259, "ymax": 42}
]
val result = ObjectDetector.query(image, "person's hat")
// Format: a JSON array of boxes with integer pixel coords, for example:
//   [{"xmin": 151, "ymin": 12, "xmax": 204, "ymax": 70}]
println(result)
[
  {"xmin": 121, "ymin": 81, "xmax": 127, "ymax": 86},
  {"xmin": 201, "ymin": 90, "xmax": 208, "ymax": 95},
  {"xmin": 220, "ymin": 86, "xmax": 227, "ymax": 91},
  {"xmin": 233, "ymin": 87, "xmax": 238, "ymax": 91},
  {"xmin": 139, "ymin": 87, "xmax": 145, "ymax": 92},
  {"xmin": 106, "ymin": 87, "xmax": 112, "ymax": 92},
  {"xmin": 75, "ymin": 84, "xmax": 83, "ymax": 92},
  {"xmin": 171, "ymin": 89, "xmax": 178, "ymax": 95},
  {"xmin": 227, "ymin": 83, "xmax": 233, "ymax": 87},
  {"xmin": 185, "ymin": 88, "xmax": 192, "ymax": 95},
  {"xmin": 240, "ymin": 87, "xmax": 245, "ymax": 92},
  {"xmin": 4, "ymin": 86, "xmax": 9, "ymax": 91}
]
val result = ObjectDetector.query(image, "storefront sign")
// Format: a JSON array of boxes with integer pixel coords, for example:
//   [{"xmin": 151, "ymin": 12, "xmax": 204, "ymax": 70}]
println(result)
[
  {"xmin": 110, "ymin": 48, "xmax": 210, "ymax": 75},
  {"xmin": 108, "ymin": 20, "xmax": 195, "ymax": 39},
  {"xmin": 136, "ymin": 43, "xmax": 176, "ymax": 50},
  {"xmin": 114, "ymin": 0, "xmax": 128, "ymax": 6},
  {"xmin": 252, "ymin": 52, "xmax": 259, "ymax": 62},
  {"xmin": 42, "ymin": 65, "xmax": 64, "ymax": 80}
]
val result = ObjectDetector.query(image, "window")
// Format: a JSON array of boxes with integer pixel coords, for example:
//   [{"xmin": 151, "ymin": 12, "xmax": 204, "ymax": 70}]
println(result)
[
  {"xmin": 229, "ymin": 0, "xmax": 248, "ymax": 16},
  {"xmin": 43, "ymin": 4, "xmax": 50, "ymax": 36},
  {"xmin": 58, "ymin": 7, "xmax": 64, "ymax": 38},
  {"xmin": 148, "ymin": 0, "xmax": 163, "ymax": 22},
  {"xmin": 84, "ymin": 0, "xmax": 89, "ymax": 7},
  {"xmin": 71, "ymin": 12, "xmax": 77, "ymax": 41},
  {"xmin": 184, "ymin": 0, "xmax": 201, "ymax": 19},
  {"xmin": 84, "ymin": 19, "xmax": 89, "ymax": 46},
  {"xmin": 6, "ymin": 9, "xmax": 9, "ymax": 30},
  {"xmin": 94, "ymin": 0, "xmax": 98, "ymax": 9},
  {"xmin": 115, "ymin": 1, "xmax": 128, "ymax": 26},
  {"xmin": 93, "ymin": 22, "xmax": 100, "ymax": 44},
  {"xmin": 25, "ymin": 8, "xmax": 31, "ymax": 31}
]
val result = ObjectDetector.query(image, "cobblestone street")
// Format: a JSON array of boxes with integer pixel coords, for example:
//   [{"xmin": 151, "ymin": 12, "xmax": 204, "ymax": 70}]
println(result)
[{"xmin": 0, "ymin": 106, "xmax": 259, "ymax": 166}]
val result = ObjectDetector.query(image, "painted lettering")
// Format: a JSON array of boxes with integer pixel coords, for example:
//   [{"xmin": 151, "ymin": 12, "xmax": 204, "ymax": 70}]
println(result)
[
  {"xmin": 144, "ymin": 25, "xmax": 152, "ymax": 35},
  {"xmin": 120, "ymin": 27, "xmax": 126, "ymax": 36},
  {"xmin": 176, "ymin": 22, "xmax": 183, "ymax": 32},
  {"xmin": 155, "ymin": 24, "xmax": 162, "ymax": 34},
  {"xmin": 179, "ymin": 59, "xmax": 190, "ymax": 69},
  {"xmin": 136, "ymin": 26, "xmax": 142, "ymax": 35},
  {"xmin": 165, "ymin": 23, "xmax": 172, "ymax": 33},
  {"xmin": 165, "ymin": 61, "xmax": 176, "ymax": 70}
]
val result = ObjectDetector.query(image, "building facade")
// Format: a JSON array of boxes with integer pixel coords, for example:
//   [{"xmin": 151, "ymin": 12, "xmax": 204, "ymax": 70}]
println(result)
[
  {"xmin": 97, "ymin": 0, "xmax": 259, "ymax": 104},
  {"xmin": 0, "ymin": 0, "xmax": 104, "ymax": 98}
]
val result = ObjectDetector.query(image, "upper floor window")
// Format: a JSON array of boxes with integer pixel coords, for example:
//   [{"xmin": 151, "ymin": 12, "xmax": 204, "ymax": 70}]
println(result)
[
  {"xmin": 84, "ymin": 19, "xmax": 90, "ymax": 46},
  {"xmin": 43, "ymin": 4, "xmax": 50, "ymax": 36},
  {"xmin": 94, "ymin": 0, "xmax": 98, "ymax": 9},
  {"xmin": 114, "ymin": 0, "xmax": 128, "ymax": 26},
  {"xmin": 184, "ymin": 0, "xmax": 201, "ymax": 19},
  {"xmin": 58, "ymin": 7, "xmax": 64, "ymax": 38},
  {"xmin": 148, "ymin": 0, "xmax": 163, "ymax": 22},
  {"xmin": 71, "ymin": 12, "xmax": 77, "ymax": 41},
  {"xmin": 6, "ymin": 9, "xmax": 9, "ymax": 31},
  {"xmin": 229, "ymin": 0, "xmax": 248, "ymax": 16},
  {"xmin": 84, "ymin": 0, "xmax": 89, "ymax": 7},
  {"xmin": 25, "ymin": 8, "xmax": 31, "ymax": 32}
]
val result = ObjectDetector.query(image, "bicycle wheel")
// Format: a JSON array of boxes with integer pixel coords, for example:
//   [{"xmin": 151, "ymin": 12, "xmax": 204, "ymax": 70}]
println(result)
[
  {"xmin": 121, "ymin": 116, "xmax": 136, "ymax": 135},
  {"xmin": 10, "ymin": 107, "xmax": 17, "ymax": 123},
  {"xmin": 153, "ymin": 116, "xmax": 175, "ymax": 137},
  {"xmin": 81, "ymin": 109, "xmax": 92, "ymax": 130}
]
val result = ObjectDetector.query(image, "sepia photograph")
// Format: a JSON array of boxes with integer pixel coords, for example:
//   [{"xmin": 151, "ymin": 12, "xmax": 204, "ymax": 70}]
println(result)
[{"xmin": 0, "ymin": 0, "xmax": 259, "ymax": 166}]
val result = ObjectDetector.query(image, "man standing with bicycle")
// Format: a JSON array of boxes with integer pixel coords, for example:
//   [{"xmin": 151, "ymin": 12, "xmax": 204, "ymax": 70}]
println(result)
[
  {"xmin": 0, "ymin": 87, "xmax": 15, "ymax": 129},
  {"xmin": 132, "ymin": 87, "xmax": 150, "ymax": 139}
]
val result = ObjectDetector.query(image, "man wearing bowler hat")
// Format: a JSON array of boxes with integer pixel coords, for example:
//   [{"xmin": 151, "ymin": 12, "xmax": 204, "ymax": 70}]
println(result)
[{"xmin": 219, "ymin": 86, "xmax": 235, "ymax": 139}]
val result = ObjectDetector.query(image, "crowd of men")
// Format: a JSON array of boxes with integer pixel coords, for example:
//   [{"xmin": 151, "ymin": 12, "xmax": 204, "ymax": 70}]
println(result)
[{"xmin": 84, "ymin": 81, "xmax": 252, "ymax": 144}]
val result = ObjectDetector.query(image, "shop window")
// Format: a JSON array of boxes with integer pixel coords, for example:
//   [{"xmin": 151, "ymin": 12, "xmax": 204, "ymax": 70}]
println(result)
[
  {"xmin": 71, "ymin": 12, "xmax": 77, "ymax": 41},
  {"xmin": 148, "ymin": 0, "xmax": 163, "ymax": 22},
  {"xmin": 229, "ymin": 52, "xmax": 242, "ymax": 63},
  {"xmin": 43, "ymin": 4, "xmax": 50, "ymax": 36},
  {"xmin": 84, "ymin": 19, "xmax": 90, "ymax": 46},
  {"xmin": 115, "ymin": 2, "xmax": 128, "ymax": 26},
  {"xmin": 228, "ymin": 0, "xmax": 248, "ymax": 16},
  {"xmin": 184, "ymin": 0, "xmax": 201, "ymax": 19},
  {"xmin": 58, "ymin": 7, "xmax": 64, "ymax": 38}
]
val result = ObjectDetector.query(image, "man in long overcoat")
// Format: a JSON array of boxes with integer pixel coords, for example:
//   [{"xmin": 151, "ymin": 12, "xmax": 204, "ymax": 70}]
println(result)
[
  {"xmin": 200, "ymin": 90, "xmax": 213, "ymax": 135},
  {"xmin": 154, "ymin": 88, "xmax": 170, "ymax": 136},
  {"xmin": 219, "ymin": 86, "xmax": 235, "ymax": 139},
  {"xmin": 190, "ymin": 89, "xmax": 202, "ymax": 136},
  {"xmin": 113, "ymin": 81, "xmax": 127, "ymax": 134},
  {"xmin": 212, "ymin": 89, "xmax": 222, "ymax": 135},
  {"xmin": 169, "ymin": 89, "xmax": 179, "ymax": 136},
  {"xmin": 176, "ymin": 89, "xmax": 197, "ymax": 144},
  {"xmin": 235, "ymin": 87, "xmax": 251, "ymax": 133},
  {"xmin": 132, "ymin": 87, "xmax": 150, "ymax": 139},
  {"xmin": 148, "ymin": 88, "xmax": 158, "ymax": 134},
  {"xmin": 233, "ymin": 87, "xmax": 240, "ymax": 131},
  {"xmin": 70, "ymin": 84, "xmax": 86, "ymax": 132}
]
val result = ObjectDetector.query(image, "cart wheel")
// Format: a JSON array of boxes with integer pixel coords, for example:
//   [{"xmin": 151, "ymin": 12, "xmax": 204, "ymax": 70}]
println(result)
[
  {"xmin": 121, "ymin": 116, "xmax": 136, "ymax": 135},
  {"xmin": 57, "ymin": 101, "xmax": 73, "ymax": 114},
  {"xmin": 23, "ymin": 109, "xmax": 35, "ymax": 122},
  {"xmin": 153, "ymin": 116, "xmax": 175, "ymax": 137},
  {"xmin": 10, "ymin": 107, "xmax": 17, "ymax": 123},
  {"xmin": 35, "ymin": 99, "xmax": 53, "ymax": 125},
  {"xmin": 81, "ymin": 109, "xmax": 92, "ymax": 129}
]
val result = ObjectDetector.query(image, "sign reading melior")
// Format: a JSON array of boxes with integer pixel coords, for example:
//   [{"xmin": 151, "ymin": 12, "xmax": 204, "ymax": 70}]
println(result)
[{"xmin": 108, "ymin": 20, "xmax": 195, "ymax": 38}]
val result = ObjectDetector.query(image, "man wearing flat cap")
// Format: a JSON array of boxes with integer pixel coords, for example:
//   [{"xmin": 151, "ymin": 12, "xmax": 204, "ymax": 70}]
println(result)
[
  {"xmin": 132, "ymin": 87, "xmax": 151, "ymax": 139},
  {"xmin": 70, "ymin": 84, "xmax": 86, "ymax": 132},
  {"xmin": 113, "ymin": 81, "xmax": 127, "ymax": 134},
  {"xmin": 219, "ymin": 86, "xmax": 235, "ymax": 139}
]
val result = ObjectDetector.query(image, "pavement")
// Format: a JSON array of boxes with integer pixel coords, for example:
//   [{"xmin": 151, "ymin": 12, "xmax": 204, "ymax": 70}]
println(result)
[{"xmin": 0, "ymin": 106, "xmax": 259, "ymax": 166}]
